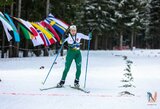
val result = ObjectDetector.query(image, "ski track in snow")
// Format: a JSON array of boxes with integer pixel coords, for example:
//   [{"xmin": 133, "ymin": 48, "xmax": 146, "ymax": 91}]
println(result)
[{"xmin": 0, "ymin": 50, "xmax": 160, "ymax": 109}]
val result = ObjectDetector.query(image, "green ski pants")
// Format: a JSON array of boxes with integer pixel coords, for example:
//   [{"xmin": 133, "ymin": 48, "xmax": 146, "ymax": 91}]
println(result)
[{"xmin": 61, "ymin": 49, "xmax": 82, "ymax": 81}]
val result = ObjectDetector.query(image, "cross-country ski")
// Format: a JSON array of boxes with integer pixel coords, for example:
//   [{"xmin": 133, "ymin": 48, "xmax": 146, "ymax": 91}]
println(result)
[
  {"xmin": 40, "ymin": 85, "xmax": 90, "ymax": 93},
  {"xmin": 40, "ymin": 86, "xmax": 64, "ymax": 91},
  {"xmin": 69, "ymin": 85, "xmax": 90, "ymax": 93}
]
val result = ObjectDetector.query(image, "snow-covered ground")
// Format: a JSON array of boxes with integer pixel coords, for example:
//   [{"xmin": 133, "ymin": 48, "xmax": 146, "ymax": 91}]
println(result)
[{"xmin": 0, "ymin": 49, "xmax": 160, "ymax": 109}]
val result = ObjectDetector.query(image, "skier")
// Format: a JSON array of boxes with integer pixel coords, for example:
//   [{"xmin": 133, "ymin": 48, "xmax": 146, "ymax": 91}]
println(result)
[{"xmin": 57, "ymin": 25, "xmax": 91, "ymax": 88}]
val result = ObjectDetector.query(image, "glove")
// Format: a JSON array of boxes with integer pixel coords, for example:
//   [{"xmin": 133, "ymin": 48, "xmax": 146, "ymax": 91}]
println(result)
[
  {"xmin": 59, "ymin": 40, "xmax": 63, "ymax": 45},
  {"xmin": 88, "ymin": 32, "xmax": 92, "ymax": 40}
]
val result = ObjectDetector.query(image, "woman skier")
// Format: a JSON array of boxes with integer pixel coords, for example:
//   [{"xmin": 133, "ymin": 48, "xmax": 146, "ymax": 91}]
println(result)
[{"xmin": 57, "ymin": 25, "xmax": 91, "ymax": 88}]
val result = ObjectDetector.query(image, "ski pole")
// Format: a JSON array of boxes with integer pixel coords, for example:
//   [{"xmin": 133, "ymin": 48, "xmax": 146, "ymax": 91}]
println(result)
[
  {"xmin": 84, "ymin": 32, "xmax": 92, "ymax": 88},
  {"xmin": 42, "ymin": 41, "xmax": 65, "ymax": 85}
]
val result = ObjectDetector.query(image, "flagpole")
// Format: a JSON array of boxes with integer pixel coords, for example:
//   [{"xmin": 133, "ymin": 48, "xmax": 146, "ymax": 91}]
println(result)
[
  {"xmin": 1, "ymin": 5, "xmax": 6, "ymax": 58},
  {"xmin": 9, "ymin": 3, "xmax": 14, "ymax": 58}
]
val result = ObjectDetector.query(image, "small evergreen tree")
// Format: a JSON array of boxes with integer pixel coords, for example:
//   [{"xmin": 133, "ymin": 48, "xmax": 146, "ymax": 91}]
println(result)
[{"xmin": 119, "ymin": 56, "xmax": 135, "ymax": 96}]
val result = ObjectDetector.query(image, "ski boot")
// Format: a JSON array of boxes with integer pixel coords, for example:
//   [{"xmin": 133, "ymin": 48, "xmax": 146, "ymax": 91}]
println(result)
[
  {"xmin": 74, "ymin": 79, "xmax": 80, "ymax": 88},
  {"xmin": 57, "ymin": 80, "xmax": 65, "ymax": 88}
]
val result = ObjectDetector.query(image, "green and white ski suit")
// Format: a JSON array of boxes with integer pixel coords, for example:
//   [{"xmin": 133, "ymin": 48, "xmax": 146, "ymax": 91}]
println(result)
[{"xmin": 61, "ymin": 33, "xmax": 90, "ymax": 81}]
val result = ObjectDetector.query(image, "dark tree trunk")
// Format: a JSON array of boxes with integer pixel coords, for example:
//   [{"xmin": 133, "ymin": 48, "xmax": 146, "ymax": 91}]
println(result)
[
  {"xmin": 43, "ymin": 47, "xmax": 49, "ymax": 56},
  {"xmin": 9, "ymin": 41, "xmax": 13, "ymax": 58},
  {"xmin": 120, "ymin": 31, "xmax": 123, "ymax": 50},
  {"xmin": 1, "ymin": 31, "xmax": 5, "ymax": 58},
  {"xmin": 94, "ymin": 35, "xmax": 98, "ymax": 50},
  {"xmin": 23, "ymin": 40, "xmax": 29, "ymax": 57}
]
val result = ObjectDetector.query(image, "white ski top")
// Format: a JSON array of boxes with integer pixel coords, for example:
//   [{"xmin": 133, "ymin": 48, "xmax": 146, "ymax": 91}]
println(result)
[
  {"xmin": 64, "ymin": 33, "xmax": 90, "ymax": 50},
  {"xmin": 64, "ymin": 33, "xmax": 90, "ymax": 44}
]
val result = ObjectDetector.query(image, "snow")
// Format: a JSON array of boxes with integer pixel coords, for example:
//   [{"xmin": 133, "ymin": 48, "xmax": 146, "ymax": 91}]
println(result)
[
  {"xmin": 115, "ymin": 11, "xmax": 123, "ymax": 18},
  {"xmin": 0, "ymin": 49, "xmax": 160, "ymax": 109},
  {"xmin": 86, "ymin": 5, "xmax": 96, "ymax": 10}
]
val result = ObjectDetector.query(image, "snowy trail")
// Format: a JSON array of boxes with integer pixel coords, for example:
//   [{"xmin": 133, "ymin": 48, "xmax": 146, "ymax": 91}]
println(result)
[{"xmin": 0, "ymin": 50, "xmax": 160, "ymax": 109}]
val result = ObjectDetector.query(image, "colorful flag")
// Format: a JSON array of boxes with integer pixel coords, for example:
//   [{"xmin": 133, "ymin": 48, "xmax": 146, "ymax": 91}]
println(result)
[
  {"xmin": 4, "ymin": 13, "xmax": 20, "ymax": 42},
  {"xmin": 45, "ymin": 13, "xmax": 69, "ymax": 35},
  {"xmin": 40, "ymin": 21, "xmax": 60, "ymax": 42},
  {"xmin": 47, "ymin": 13, "xmax": 69, "ymax": 29},
  {"xmin": 24, "ymin": 21, "xmax": 44, "ymax": 45},
  {"xmin": 31, "ymin": 22, "xmax": 56, "ymax": 45},
  {"xmin": 11, "ymin": 17, "xmax": 33, "ymax": 35},
  {"xmin": 0, "ymin": 12, "xmax": 70, "ymax": 47},
  {"xmin": 19, "ymin": 23, "xmax": 44, "ymax": 46},
  {"xmin": 0, "ymin": 12, "xmax": 13, "ymax": 41},
  {"xmin": 37, "ymin": 29, "xmax": 50, "ymax": 46},
  {"xmin": 19, "ymin": 24, "xmax": 30, "ymax": 39}
]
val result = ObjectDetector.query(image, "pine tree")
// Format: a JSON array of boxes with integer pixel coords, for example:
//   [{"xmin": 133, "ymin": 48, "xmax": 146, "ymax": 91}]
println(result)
[
  {"xmin": 82, "ymin": 0, "xmax": 101, "ymax": 50},
  {"xmin": 112, "ymin": 0, "xmax": 146, "ymax": 49},
  {"xmin": 79, "ymin": 0, "xmax": 147, "ymax": 50},
  {"xmin": 0, "ymin": 0, "xmax": 13, "ymax": 7},
  {"xmin": 50, "ymin": 0, "xmax": 81, "ymax": 24},
  {"xmin": 80, "ymin": 0, "xmax": 114, "ymax": 50},
  {"xmin": 129, "ymin": 0, "xmax": 147, "ymax": 49},
  {"xmin": 147, "ymin": 0, "xmax": 160, "ymax": 48}
]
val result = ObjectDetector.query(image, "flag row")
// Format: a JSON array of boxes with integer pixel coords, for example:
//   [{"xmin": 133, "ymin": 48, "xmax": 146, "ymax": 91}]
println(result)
[{"xmin": 0, "ymin": 12, "xmax": 69, "ymax": 46}]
